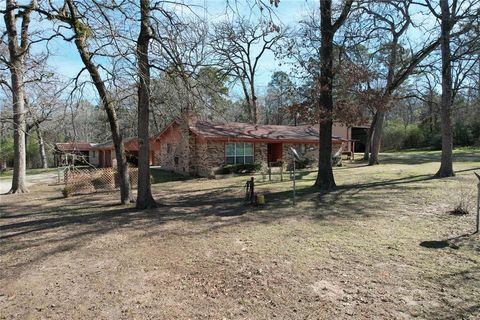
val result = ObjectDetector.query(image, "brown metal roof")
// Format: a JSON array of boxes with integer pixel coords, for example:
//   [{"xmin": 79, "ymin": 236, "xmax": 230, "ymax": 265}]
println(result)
[{"xmin": 189, "ymin": 122, "xmax": 345, "ymax": 143}]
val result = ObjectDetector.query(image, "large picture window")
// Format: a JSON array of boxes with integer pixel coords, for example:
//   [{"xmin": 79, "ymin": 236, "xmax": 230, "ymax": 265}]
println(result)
[{"xmin": 226, "ymin": 142, "xmax": 254, "ymax": 164}]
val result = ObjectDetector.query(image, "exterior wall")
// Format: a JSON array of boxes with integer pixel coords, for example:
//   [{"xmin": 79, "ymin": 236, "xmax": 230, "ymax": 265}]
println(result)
[
  {"xmin": 155, "ymin": 121, "xmax": 350, "ymax": 177},
  {"xmin": 201, "ymin": 141, "xmax": 225, "ymax": 177},
  {"xmin": 89, "ymin": 150, "xmax": 99, "ymax": 166},
  {"xmin": 254, "ymin": 143, "xmax": 268, "ymax": 167},
  {"xmin": 194, "ymin": 141, "xmax": 268, "ymax": 177},
  {"xmin": 282, "ymin": 143, "xmax": 296, "ymax": 169},
  {"xmin": 332, "ymin": 123, "xmax": 351, "ymax": 152},
  {"xmin": 156, "ymin": 122, "xmax": 183, "ymax": 172},
  {"xmin": 195, "ymin": 140, "xmax": 210, "ymax": 177}
]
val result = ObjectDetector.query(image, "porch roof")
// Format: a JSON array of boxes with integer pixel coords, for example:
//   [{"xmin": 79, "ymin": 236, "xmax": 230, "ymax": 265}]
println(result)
[{"xmin": 54, "ymin": 142, "xmax": 92, "ymax": 152}]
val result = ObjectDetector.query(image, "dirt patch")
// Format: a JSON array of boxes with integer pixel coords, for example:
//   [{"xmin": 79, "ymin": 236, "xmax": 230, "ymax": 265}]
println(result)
[{"xmin": 1, "ymin": 152, "xmax": 480, "ymax": 319}]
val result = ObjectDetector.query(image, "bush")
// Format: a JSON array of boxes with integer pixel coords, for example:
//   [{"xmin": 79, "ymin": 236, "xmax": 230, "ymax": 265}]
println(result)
[
  {"xmin": 220, "ymin": 163, "xmax": 262, "ymax": 174},
  {"xmin": 403, "ymin": 125, "xmax": 426, "ymax": 149},
  {"xmin": 62, "ymin": 187, "xmax": 72, "ymax": 198},
  {"xmin": 454, "ymin": 121, "xmax": 474, "ymax": 146},
  {"xmin": 295, "ymin": 157, "xmax": 312, "ymax": 169},
  {"xmin": 383, "ymin": 123, "xmax": 427, "ymax": 150}
]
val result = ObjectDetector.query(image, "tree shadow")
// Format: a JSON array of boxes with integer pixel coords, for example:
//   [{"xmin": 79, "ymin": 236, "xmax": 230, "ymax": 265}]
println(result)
[
  {"xmin": 419, "ymin": 232, "xmax": 477, "ymax": 250},
  {"xmin": 377, "ymin": 151, "xmax": 480, "ymax": 165}
]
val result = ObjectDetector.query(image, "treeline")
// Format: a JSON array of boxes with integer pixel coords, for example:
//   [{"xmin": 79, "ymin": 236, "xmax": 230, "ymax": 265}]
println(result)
[{"xmin": 0, "ymin": 0, "xmax": 479, "ymax": 202}]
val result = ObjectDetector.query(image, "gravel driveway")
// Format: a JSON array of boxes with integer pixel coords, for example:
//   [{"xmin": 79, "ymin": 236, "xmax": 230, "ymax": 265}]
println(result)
[{"xmin": 0, "ymin": 171, "xmax": 58, "ymax": 194}]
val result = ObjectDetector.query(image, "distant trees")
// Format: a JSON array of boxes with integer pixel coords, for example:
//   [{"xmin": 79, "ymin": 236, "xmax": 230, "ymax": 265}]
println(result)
[
  {"xmin": 349, "ymin": 1, "xmax": 440, "ymax": 165},
  {"xmin": 419, "ymin": 0, "xmax": 480, "ymax": 177},
  {"xmin": 264, "ymin": 71, "xmax": 297, "ymax": 125},
  {"xmin": 210, "ymin": 16, "xmax": 285, "ymax": 124},
  {"xmin": 0, "ymin": 0, "xmax": 478, "ymax": 202},
  {"xmin": 46, "ymin": 0, "xmax": 133, "ymax": 204}
]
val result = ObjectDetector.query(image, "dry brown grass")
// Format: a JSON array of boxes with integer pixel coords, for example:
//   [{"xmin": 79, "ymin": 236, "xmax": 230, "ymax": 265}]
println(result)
[{"xmin": 1, "ymin": 149, "xmax": 479, "ymax": 319}]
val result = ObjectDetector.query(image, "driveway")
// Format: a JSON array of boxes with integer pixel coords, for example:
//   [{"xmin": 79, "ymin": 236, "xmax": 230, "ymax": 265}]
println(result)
[{"xmin": 0, "ymin": 171, "xmax": 58, "ymax": 194}]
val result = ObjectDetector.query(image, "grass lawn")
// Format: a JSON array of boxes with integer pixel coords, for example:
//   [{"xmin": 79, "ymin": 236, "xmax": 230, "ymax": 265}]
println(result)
[{"xmin": 0, "ymin": 149, "xmax": 479, "ymax": 319}]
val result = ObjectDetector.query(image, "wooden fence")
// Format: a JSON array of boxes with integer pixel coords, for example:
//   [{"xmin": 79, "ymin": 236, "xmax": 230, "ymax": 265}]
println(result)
[{"xmin": 64, "ymin": 167, "xmax": 138, "ymax": 195}]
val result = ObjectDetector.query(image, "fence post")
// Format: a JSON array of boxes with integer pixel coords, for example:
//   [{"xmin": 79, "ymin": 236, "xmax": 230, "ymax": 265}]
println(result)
[
  {"xmin": 250, "ymin": 177, "xmax": 255, "ymax": 204},
  {"xmin": 292, "ymin": 155, "xmax": 296, "ymax": 206},
  {"xmin": 476, "ymin": 180, "xmax": 479, "ymax": 234}
]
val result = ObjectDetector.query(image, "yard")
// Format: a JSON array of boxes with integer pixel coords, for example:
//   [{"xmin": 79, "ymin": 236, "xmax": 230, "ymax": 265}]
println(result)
[{"xmin": 1, "ymin": 149, "xmax": 479, "ymax": 319}]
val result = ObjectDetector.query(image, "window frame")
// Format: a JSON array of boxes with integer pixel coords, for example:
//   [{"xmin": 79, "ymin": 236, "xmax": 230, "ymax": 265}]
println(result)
[{"xmin": 225, "ymin": 142, "xmax": 254, "ymax": 165}]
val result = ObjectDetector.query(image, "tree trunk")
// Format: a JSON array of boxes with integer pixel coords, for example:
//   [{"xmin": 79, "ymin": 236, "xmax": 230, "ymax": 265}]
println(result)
[
  {"xmin": 435, "ymin": 0, "xmax": 455, "ymax": 177},
  {"xmin": 314, "ymin": 0, "xmax": 336, "ymax": 191},
  {"xmin": 250, "ymin": 78, "xmax": 258, "ymax": 124},
  {"xmin": 136, "ymin": 0, "xmax": 156, "ymax": 209},
  {"xmin": 4, "ymin": 0, "xmax": 29, "ymax": 194},
  {"xmin": 368, "ymin": 110, "xmax": 386, "ymax": 166},
  {"xmin": 66, "ymin": 0, "xmax": 132, "ymax": 204},
  {"xmin": 36, "ymin": 124, "xmax": 48, "ymax": 169},
  {"xmin": 363, "ymin": 112, "xmax": 377, "ymax": 161}
]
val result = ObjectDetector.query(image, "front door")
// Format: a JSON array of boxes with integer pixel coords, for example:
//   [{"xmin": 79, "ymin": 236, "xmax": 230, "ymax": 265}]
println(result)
[{"xmin": 267, "ymin": 143, "xmax": 283, "ymax": 165}]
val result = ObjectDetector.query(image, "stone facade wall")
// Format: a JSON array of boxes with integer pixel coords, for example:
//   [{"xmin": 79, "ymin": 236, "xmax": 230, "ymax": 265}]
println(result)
[
  {"xmin": 195, "ymin": 140, "xmax": 209, "ymax": 177},
  {"xmin": 157, "ymin": 125, "xmax": 346, "ymax": 176},
  {"xmin": 254, "ymin": 143, "xmax": 268, "ymax": 167},
  {"xmin": 205, "ymin": 141, "xmax": 226, "ymax": 176}
]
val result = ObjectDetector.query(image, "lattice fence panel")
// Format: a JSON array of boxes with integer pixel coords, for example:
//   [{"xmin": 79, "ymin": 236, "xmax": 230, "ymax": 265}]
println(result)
[{"xmin": 65, "ymin": 167, "xmax": 138, "ymax": 195}]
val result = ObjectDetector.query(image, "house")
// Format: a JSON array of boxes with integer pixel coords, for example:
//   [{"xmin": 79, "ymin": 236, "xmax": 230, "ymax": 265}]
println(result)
[
  {"xmin": 332, "ymin": 123, "xmax": 370, "ymax": 153},
  {"xmin": 55, "ymin": 121, "xmax": 365, "ymax": 174},
  {"xmin": 151, "ymin": 120, "xmax": 352, "ymax": 177},
  {"xmin": 92, "ymin": 137, "xmax": 159, "ymax": 168},
  {"xmin": 54, "ymin": 142, "xmax": 93, "ymax": 166}
]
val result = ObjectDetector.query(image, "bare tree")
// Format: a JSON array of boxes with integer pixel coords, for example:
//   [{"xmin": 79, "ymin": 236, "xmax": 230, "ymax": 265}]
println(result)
[
  {"xmin": 136, "ymin": 0, "xmax": 156, "ymax": 209},
  {"xmin": 416, "ymin": 0, "xmax": 480, "ymax": 177},
  {"xmin": 41, "ymin": 0, "xmax": 133, "ymax": 204},
  {"xmin": 1, "ymin": 0, "xmax": 39, "ymax": 193},
  {"xmin": 210, "ymin": 16, "xmax": 284, "ymax": 124},
  {"xmin": 352, "ymin": 1, "xmax": 441, "ymax": 165},
  {"xmin": 314, "ymin": 0, "xmax": 353, "ymax": 191}
]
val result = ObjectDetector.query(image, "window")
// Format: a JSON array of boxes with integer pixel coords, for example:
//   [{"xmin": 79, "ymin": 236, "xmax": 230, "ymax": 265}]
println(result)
[
  {"xmin": 226, "ymin": 142, "xmax": 254, "ymax": 164},
  {"xmin": 167, "ymin": 144, "xmax": 172, "ymax": 153},
  {"xmin": 92, "ymin": 151, "xmax": 96, "ymax": 158}
]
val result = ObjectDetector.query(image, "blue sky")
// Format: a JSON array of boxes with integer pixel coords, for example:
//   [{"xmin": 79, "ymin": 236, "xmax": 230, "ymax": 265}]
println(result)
[{"xmin": 37, "ymin": 1, "xmax": 318, "ymax": 99}]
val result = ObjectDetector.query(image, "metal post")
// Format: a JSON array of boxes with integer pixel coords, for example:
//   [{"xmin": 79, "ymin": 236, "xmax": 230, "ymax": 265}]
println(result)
[
  {"xmin": 293, "ymin": 156, "xmax": 296, "ymax": 206},
  {"xmin": 250, "ymin": 177, "xmax": 255, "ymax": 205},
  {"xmin": 476, "ymin": 181, "xmax": 479, "ymax": 234},
  {"xmin": 475, "ymin": 172, "xmax": 480, "ymax": 234}
]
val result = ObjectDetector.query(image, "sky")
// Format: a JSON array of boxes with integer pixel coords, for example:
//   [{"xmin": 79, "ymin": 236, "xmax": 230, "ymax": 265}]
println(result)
[{"xmin": 34, "ymin": 0, "xmax": 319, "ymax": 100}]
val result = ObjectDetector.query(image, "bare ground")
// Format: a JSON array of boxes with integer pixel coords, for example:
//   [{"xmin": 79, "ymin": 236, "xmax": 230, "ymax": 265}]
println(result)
[{"xmin": 1, "ymin": 150, "xmax": 479, "ymax": 319}]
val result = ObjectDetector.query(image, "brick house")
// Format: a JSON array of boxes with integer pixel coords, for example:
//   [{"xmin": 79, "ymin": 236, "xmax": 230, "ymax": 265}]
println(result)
[
  {"xmin": 54, "ymin": 142, "xmax": 93, "ymax": 166},
  {"xmin": 92, "ymin": 137, "xmax": 159, "ymax": 168},
  {"xmin": 151, "ymin": 120, "xmax": 350, "ymax": 177}
]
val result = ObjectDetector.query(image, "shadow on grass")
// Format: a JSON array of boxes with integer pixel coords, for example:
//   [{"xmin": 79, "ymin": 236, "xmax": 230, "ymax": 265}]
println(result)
[
  {"xmin": 420, "ymin": 231, "xmax": 478, "ymax": 250},
  {"xmin": 150, "ymin": 168, "xmax": 192, "ymax": 184},
  {"xmin": 373, "ymin": 150, "xmax": 480, "ymax": 165},
  {"xmin": 1, "ymin": 158, "xmax": 478, "ymax": 279}
]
